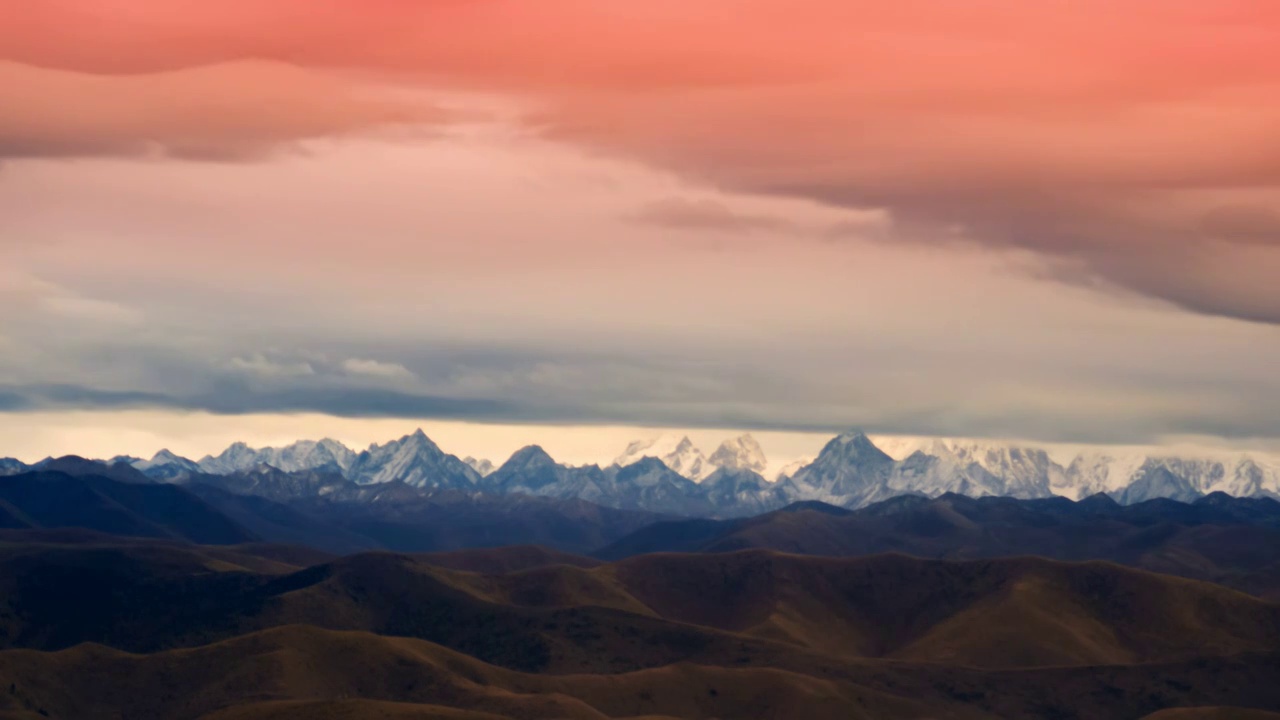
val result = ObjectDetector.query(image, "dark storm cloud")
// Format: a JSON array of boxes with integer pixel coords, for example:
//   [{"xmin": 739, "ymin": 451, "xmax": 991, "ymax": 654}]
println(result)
[{"xmin": 4, "ymin": 383, "xmax": 524, "ymax": 422}]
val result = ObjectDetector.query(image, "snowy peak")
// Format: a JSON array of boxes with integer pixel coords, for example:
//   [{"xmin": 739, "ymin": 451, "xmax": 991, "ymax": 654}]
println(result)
[
  {"xmin": 151, "ymin": 449, "xmax": 196, "ymax": 466},
  {"xmin": 861, "ymin": 436, "xmax": 1280, "ymax": 506},
  {"xmin": 130, "ymin": 449, "xmax": 202, "ymax": 481},
  {"xmin": 613, "ymin": 433, "xmax": 769, "ymax": 482},
  {"xmin": 44, "ymin": 428, "xmax": 1280, "ymax": 516},
  {"xmin": 707, "ymin": 434, "xmax": 768, "ymax": 473},
  {"xmin": 699, "ymin": 466, "xmax": 789, "ymax": 517},
  {"xmin": 463, "ymin": 456, "xmax": 495, "ymax": 477},
  {"xmin": 774, "ymin": 458, "xmax": 812, "ymax": 482},
  {"xmin": 136, "ymin": 430, "xmax": 473, "ymax": 489},
  {"xmin": 498, "ymin": 445, "xmax": 557, "ymax": 473},
  {"xmin": 613, "ymin": 434, "xmax": 714, "ymax": 481},
  {"xmin": 347, "ymin": 429, "xmax": 479, "ymax": 489},
  {"xmin": 198, "ymin": 442, "xmax": 256, "ymax": 474},
  {"xmin": 780, "ymin": 431, "xmax": 897, "ymax": 506},
  {"xmin": 821, "ymin": 431, "xmax": 895, "ymax": 467},
  {"xmin": 198, "ymin": 438, "xmax": 356, "ymax": 475},
  {"xmin": 905, "ymin": 439, "xmax": 1063, "ymax": 499},
  {"xmin": 135, "ymin": 449, "xmax": 200, "ymax": 472},
  {"xmin": 1062, "ymin": 451, "xmax": 1149, "ymax": 500}
]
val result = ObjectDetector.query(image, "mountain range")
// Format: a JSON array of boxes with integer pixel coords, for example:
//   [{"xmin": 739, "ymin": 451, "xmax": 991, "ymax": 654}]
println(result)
[
  {"xmin": 4, "ymin": 429, "xmax": 1279, "ymax": 519},
  {"xmin": 611, "ymin": 433, "xmax": 769, "ymax": 481},
  {"xmin": 3, "ymin": 446, "xmax": 1280, "ymax": 717}
]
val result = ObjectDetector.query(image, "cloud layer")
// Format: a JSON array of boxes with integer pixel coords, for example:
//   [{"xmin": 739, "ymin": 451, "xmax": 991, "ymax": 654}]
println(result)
[
  {"xmin": 5, "ymin": 1, "xmax": 1279, "ymax": 324},
  {"xmin": 2, "ymin": 1, "xmax": 1279, "ymax": 448}
]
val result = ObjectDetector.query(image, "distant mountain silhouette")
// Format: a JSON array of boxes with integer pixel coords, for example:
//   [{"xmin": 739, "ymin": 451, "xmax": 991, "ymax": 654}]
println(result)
[
  {"xmin": 1, "ymin": 466, "xmax": 669, "ymax": 556},
  {"xmin": 0, "ymin": 471, "xmax": 254, "ymax": 544}
]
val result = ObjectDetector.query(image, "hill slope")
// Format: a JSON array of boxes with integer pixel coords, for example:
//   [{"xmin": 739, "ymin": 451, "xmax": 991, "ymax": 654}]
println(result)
[
  {"xmin": 597, "ymin": 494, "xmax": 1280, "ymax": 599},
  {"xmin": 0, "ymin": 472, "xmax": 256, "ymax": 545},
  {"xmin": 2, "ymin": 545, "xmax": 1277, "ymax": 675}
]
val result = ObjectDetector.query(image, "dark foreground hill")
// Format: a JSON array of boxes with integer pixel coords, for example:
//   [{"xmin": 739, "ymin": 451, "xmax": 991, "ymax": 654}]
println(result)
[
  {"xmin": 597, "ymin": 493, "xmax": 1280, "ymax": 599},
  {"xmin": 0, "ymin": 471, "xmax": 256, "ymax": 545},
  {"xmin": 0, "ymin": 542, "xmax": 1278, "ymax": 718},
  {"xmin": 0, "ymin": 470, "xmax": 665, "ymax": 555}
]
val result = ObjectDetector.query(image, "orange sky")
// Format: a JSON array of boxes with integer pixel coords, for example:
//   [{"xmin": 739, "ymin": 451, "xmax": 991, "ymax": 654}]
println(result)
[{"xmin": 1, "ymin": 1, "xmax": 1279, "ymax": 456}]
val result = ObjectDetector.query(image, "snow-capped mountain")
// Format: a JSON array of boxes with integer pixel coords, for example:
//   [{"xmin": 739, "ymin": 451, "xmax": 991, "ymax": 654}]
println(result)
[
  {"xmin": 0, "ymin": 457, "xmax": 27, "ymax": 476},
  {"xmin": 780, "ymin": 431, "xmax": 897, "ymax": 507},
  {"xmin": 1099, "ymin": 455, "xmax": 1280, "ymax": 504},
  {"xmin": 888, "ymin": 439, "xmax": 1062, "ymax": 500},
  {"xmin": 107, "ymin": 455, "xmax": 144, "ymax": 466},
  {"xmin": 612, "ymin": 433, "xmax": 771, "ymax": 482},
  {"xmin": 132, "ymin": 449, "xmax": 203, "ymax": 481},
  {"xmin": 484, "ymin": 445, "xmax": 772, "ymax": 517},
  {"xmin": 201, "ymin": 464, "xmax": 354, "ymax": 502},
  {"xmin": 1059, "ymin": 452, "xmax": 1148, "ymax": 500},
  {"xmin": 464, "ymin": 456, "xmax": 495, "ymax": 477},
  {"xmin": 794, "ymin": 434, "xmax": 1280, "ymax": 509},
  {"xmin": 774, "ymin": 458, "xmax": 812, "ymax": 482},
  {"xmin": 707, "ymin": 434, "xmax": 768, "ymax": 474},
  {"xmin": 613, "ymin": 435, "xmax": 715, "ymax": 481},
  {"xmin": 607, "ymin": 457, "xmax": 715, "ymax": 516},
  {"xmin": 199, "ymin": 439, "xmax": 355, "ymax": 475},
  {"xmin": 487, "ymin": 447, "xmax": 623, "ymax": 508},
  {"xmin": 17, "ymin": 427, "xmax": 1278, "ymax": 517},
  {"xmin": 1113, "ymin": 463, "xmax": 1202, "ymax": 504},
  {"xmin": 700, "ymin": 467, "xmax": 789, "ymax": 517},
  {"xmin": 347, "ymin": 429, "xmax": 481, "ymax": 489},
  {"xmin": 483, "ymin": 446, "xmax": 594, "ymax": 496},
  {"xmin": 1210, "ymin": 456, "xmax": 1280, "ymax": 497},
  {"xmin": 125, "ymin": 430, "xmax": 478, "ymax": 490}
]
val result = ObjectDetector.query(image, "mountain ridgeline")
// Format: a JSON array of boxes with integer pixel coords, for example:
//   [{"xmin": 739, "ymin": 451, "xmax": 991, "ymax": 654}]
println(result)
[
  {"xmin": 8, "ymin": 429, "xmax": 1277, "ymax": 519},
  {"xmin": 3, "ymin": 434, "xmax": 1280, "ymax": 717}
]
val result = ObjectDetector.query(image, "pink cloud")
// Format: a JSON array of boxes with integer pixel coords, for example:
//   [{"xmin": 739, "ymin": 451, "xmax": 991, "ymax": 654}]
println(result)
[
  {"xmin": 3, "ymin": 1, "xmax": 1280, "ymax": 321},
  {"xmin": 0, "ymin": 60, "xmax": 443, "ymax": 160}
]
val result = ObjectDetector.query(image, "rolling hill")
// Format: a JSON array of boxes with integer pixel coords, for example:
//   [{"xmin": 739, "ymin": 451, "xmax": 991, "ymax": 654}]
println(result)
[
  {"xmin": 0, "ymin": 543, "xmax": 1279, "ymax": 718},
  {"xmin": 597, "ymin": 494, "xmax": 1280, "ymax": 599},
  {"xmin": 0, "ymin": 471, "xmax": 256, "ymax": 545}
]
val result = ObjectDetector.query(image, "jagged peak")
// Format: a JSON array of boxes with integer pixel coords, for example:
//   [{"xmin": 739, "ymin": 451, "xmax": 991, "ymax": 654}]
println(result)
[
  {"xmin": 708, "ymin": 433, "xmax": 768, "ymax": 473},
  {"xmin": 818, "ymin": 430, "xmax": 892, "ymax": 462},
  {"xmin": 380, "ymin": 428, "xmax": 440, "ymax": 452},
  {"xmin": 623, "ymin": 456, "xmax": 672, "ymax": 473},
  {"xmin": 835, "ymin": 429, "xmax": 872, "ymax": 442},
  {"xmin": 724, "ymin": 432, "xmax": 763, "ymax": 449},
  {"xmin": 502, "ymin": 444, "xmax": 556, "ymax": 468},
  {"xmin": 150, "ymin": 448, "xmax": 192, "ymax": 463}
]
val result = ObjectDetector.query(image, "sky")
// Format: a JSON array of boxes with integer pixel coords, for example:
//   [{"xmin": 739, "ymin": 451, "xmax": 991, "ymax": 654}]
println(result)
[{"xmin": 2, "ymin": 1, "xmax": 1280, "ymax": 465}]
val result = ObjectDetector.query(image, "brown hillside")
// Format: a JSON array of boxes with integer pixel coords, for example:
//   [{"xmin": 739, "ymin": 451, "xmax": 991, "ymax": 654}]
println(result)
[
  {"xmin": 414, "ymin": 545, "xmax": 602, "ymax": 574},
  {"xmin": 199, "ymin": 700, "xmax": 510, "ymax": 720},
  {"xmin": 2, "ymin": 545, "xmax": 1280, "ymax": 718},
  {"xmin": 597, "ymin": 496, "xmax": 1280, "ymax": 601},
  {"xmin": 3, "ymin": 547, "xmax": 1278, "ymax": 673},
  {"xmin": 603, "ymin": 551, "xmax": 1280, "ymax": 667},
  {"xmin": 2, "ymin": 626, "xmax": 1279, "ymax": 720},
  {"xmin": 1141, "ymin": 710, "xmax": 1280, "ymax": 720}
]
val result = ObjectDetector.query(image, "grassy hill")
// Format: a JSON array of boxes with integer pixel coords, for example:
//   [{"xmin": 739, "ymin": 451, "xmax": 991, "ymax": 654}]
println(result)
[{"xmin": 1, "ymin": 542, "xmax": 1278, "ymax": 718}]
